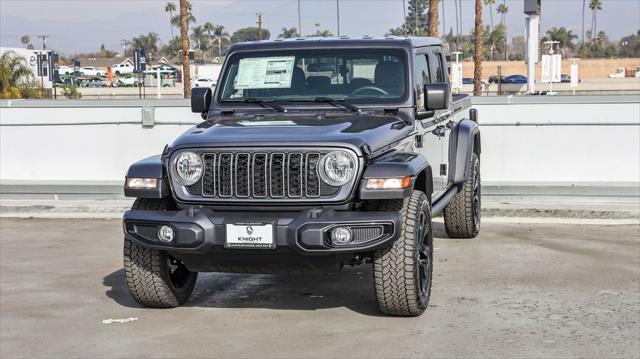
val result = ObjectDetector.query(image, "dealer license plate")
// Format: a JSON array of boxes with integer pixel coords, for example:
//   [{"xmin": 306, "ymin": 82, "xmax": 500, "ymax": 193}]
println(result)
[{"xmin": 225, "ymin": 223, "xmax": 275, "ymax": 249}]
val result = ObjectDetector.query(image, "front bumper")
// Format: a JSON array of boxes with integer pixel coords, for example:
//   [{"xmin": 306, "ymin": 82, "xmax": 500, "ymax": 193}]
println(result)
[{"xmin": 123, "ymin": 207, "xmax": 401, "ymax": 272}]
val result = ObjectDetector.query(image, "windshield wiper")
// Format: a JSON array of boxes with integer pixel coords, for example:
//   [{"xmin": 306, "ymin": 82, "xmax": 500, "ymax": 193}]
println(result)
[
  {"xmin": 290, "ymin": 97, "xmax": 361, "ymax": 113},
  {"xmin": 236, "ymin": 98, "xmax": 286, "ymax": 112}
]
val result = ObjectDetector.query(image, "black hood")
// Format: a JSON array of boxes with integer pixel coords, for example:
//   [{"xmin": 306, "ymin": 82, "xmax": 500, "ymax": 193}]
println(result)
[{"xmin": 170, "ymin": 111, "xmax": 413, "ymax": 155}]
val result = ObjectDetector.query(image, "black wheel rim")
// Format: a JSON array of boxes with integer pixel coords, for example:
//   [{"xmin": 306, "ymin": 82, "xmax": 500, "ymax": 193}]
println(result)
[
  {"xmin": 417, "ymin": 206, "xmax": 433, "ymax": 297},
  {"xmin": 167, "ymin": 255, "xmax": 191, "ymax": 289},
  {"xmin": 472, "ymin": 163, "xmax": 481, "ymax": 228}
]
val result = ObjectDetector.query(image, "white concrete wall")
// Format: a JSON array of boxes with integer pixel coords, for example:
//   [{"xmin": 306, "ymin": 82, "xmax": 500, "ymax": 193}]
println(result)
[{"xmin": 1, "ymin": 97, "xmax": 639, "ymax": 192}]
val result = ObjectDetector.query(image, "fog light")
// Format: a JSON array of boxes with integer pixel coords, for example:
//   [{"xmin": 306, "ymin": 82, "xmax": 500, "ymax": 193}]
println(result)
[
  {"xmin": 157, "ymin": 225, "xmax": 174, "ymax": 243},
  {"xmin": 330, "ymin": 227, "xmax": 352, "ymax": 245}
]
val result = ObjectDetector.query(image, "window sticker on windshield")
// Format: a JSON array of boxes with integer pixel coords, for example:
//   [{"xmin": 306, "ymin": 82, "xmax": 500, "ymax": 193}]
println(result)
[{"xmin": 235, "ymin": 56, "xmax": 295, "ymax": 89}]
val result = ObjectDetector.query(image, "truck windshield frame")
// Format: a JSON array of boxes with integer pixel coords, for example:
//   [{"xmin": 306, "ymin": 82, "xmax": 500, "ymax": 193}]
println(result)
[{"xmin": 216, "ymin": 48, "xmax": 410, "ymax": 107}]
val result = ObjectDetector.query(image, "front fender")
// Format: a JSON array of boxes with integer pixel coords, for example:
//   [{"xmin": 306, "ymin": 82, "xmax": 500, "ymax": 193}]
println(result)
[
  {"xmin": 124, "ymin": 155, "xmax": 171, "ymax": 198},
  {"xmin": 449, "ymin": 118, "xmax": 480, "ymax": 184},
  {"xmin": 359, "ymin": 151, "xmax": 431, "ymax": 200}
]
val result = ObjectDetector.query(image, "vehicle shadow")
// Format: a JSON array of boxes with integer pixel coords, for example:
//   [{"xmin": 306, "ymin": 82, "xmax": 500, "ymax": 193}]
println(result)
[
  {"xmin": 104, "ymin": 221, "xmax": 450, "ymax": 316},
  {"xmin": 103, "ymin": 266, "xmax": 384, "ymax": 316}
]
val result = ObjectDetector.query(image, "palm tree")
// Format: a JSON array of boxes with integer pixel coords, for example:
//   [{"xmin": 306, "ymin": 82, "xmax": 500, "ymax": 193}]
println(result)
[
  {"xmin": 131, "ymin": 33, "xmax": 160, "ymax": 62},
  {"xmin": 165, "ymin": 2, "xmax": 176, "ymax": 39},
  {"xmin": 484, "ymin": 0, "xmax": 494, "ymax": 32},
  {"xmin": 581, "ymin": 0, "xmax": 586, "ymax": 44},
  {"xmin": 203, "ymin": 22, "xmax": 215, "ymax": 57},
  {"xmin": 191, "ymin": 25, "xmax": 209, "ymax": 62},
  {"xmin": 497, "ymin": 1, "xmax": 508, "ymax": 59},
  {"xmin": 496, "ymin": 2, "xmax": 508, "ymax": 24},
  {"xmin": 0, "ymin": 51, "xmax": 38, "ymax": 99},
  {"xmin": 589, "ymin": 0, "xmax": 602, "ymax": 40},
  {"xmin": 172, "ymin": 1, "xmax": 196, "ymax": 29},
  {"xmin": 473, "ymin": 0, "xmax": 483, "ymax": 96},
  {"xmin": 484, "ymin": 0, "xmax": 495, "ymax": 60},
  {"xmin": 212, "ymin": 25, "xmax": 229, "ymax": 56},
  {"xmin": 19, "ymin": 35, "xmax": 34, "ymax": 49},
  {"xmin": 179, "ymin": 0, "xmax": 191, "ymax": 96},
  {"xmin": 278, "ymin": 27, "xmax": 299, "ymax": 38},
  {"xmin": 545, "ymin": 27, "xmax": 578, "ymax": 55},
  {"xmin": 427, "ymin": 0, "xmax": 440, "ymax": 37}
]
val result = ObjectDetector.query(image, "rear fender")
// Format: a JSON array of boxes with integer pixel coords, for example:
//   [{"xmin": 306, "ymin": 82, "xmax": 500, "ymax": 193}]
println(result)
[{"xmin": 448, "ymin": 118, "xmax": 480, "ymax": 184}]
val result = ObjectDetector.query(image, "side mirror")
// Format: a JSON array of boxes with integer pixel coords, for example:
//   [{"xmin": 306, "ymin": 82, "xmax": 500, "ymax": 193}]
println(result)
[
  {"xmin": 423, "ymin": 83, "xmax": 449, "ymax": 111},
  {"xmin": 191, "ymin": 87, "xmax": 212, "ymax": 114}
]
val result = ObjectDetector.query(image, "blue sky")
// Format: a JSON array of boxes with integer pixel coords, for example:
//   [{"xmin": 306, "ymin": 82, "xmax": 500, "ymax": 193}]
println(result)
[{"xmin": 1, "ymin": 0, "xmax": 639, "ymax": 55}]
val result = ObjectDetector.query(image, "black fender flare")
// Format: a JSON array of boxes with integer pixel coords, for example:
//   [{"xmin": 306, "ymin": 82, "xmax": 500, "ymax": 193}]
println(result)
[
  {"xmin": 359, "ymin": 151, "xmax": 432, "ymax": 200},
  {"xmin": 124, "ymin": 155, "xmax": 171, "ymax": 198},
  {"xmin": 448, "ymin": 118, "xmax": 481, "ymax": 184}
]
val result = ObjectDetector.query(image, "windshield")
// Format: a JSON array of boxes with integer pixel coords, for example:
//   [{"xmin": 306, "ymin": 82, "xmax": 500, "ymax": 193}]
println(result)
[{"xmin": 217, "ymin": 48, "xmax": 408, "ymax": 105}]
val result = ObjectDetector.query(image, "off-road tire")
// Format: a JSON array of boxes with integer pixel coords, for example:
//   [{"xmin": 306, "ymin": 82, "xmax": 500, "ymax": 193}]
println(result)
[
  {"xmin": 373, "ymin": 190, "xmax": 433, "ymax": 317},
  {"xmin": 443, "ymin": 153, "xmax": 481, "ymax": 238},
  {"xmin": 123, "ymin": 198, "xmax": 198, "ymax": 308}
]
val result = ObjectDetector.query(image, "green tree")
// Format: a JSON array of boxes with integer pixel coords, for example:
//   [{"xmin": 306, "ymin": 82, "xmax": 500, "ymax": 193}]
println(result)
[
  {"xmin": 619, "ymin": 31, "xmax": 640, "ymax": 57},
  {"xmin": 230, "ymin": 27, "xmax": 271, "ymax": 43},
  {"xmin": 484, "ymin": 0, "xmax": 495, "ymax": 32},
  {"xmin": 544, "ymin": 27, "xmax": 578, "ymax": 55},
  {"xmin": 386, "ymin": 27, "xmax": 406, "ymax": 36},
  {"xmin": 20, "ymin": 35, "xmax": 34, "ymax": 50},
  {"xmin": 278, "ymin": 27, "xmax": 299, "ymax": 38},
  {"xmin": 589, "ymin": 0, "xmax": 602, "ymax": 39},
  {"xmin": 99, "ymin": 44, "xmax": 118, "ymax": 58},
  {"xmin": 0, "ymin": 51, "xmax": 42, "ymax": 99},
  {"xmin": 165, "ymin": 2, "xmax": 177, "ymax": 39},
  {"xmin": 496, "ymin": 2, "xmax": 508, "ymax": 25},
  {"xmin": 131, "ymin": 33, "xmax": 160, "ymax": 62},
  {"xmin": 191, "ymin": 25, "xmax": 210, "ymax": 62},
  {"xmin": 405, "ymin": 0, "xmax": 429, "ymax": 36},
  {"xmin": 212, "ymin": 25, "xmax": 229, "ymax": 56},
  {"xmin": 161, "ymin": 36, "xmax": 182, "ymax": 59},
  {"xmin": 171, "ymin": 1, "xmax": 195, "ymax": 29}
]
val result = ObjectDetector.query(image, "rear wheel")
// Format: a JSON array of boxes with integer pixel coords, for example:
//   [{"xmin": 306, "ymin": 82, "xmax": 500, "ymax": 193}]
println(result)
[
  {"xmin": 373, "ymin": 191, "xmax": 433, "ymax": 316},
  {"xmin": 443, "ymin": 153, "xmax": 481, "ymax": 238},
  {"xmin": 123, "ymin": 198, "xmax": 197, "ymax": 308}
]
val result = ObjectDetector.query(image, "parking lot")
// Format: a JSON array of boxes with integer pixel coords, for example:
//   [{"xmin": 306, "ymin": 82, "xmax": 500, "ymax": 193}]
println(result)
[{"xmin": 0, "ymin": 218, "xmax": 638, "ymax": 358}]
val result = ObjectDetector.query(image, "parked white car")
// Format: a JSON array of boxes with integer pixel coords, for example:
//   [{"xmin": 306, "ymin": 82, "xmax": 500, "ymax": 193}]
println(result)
[
  {"xmin": 112, "ymin": 63, "xmax": 134, "ymax": 75},
  {"xmin": 191, "ymin": 78, "xmax": 216, "ymax": 88},
  {"xmin": 80, "ymin": 67, "xmax": 105, "ymax": 77},
  {"xmin": 608, "ymin": 67, "xmax": 626, "ymax": 78},
  {"xmin": 57, "ymin": 66, "xmax": 73, "ymax": 76},
  {"xmin": 116, "ymin": 77, "xmax": 139, "ymax": 87}
]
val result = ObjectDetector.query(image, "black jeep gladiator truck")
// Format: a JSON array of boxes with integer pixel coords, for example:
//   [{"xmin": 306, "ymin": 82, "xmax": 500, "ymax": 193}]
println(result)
[{"xmin": 122, "ymin": 36, "xmax": 481, "ymax": 316}]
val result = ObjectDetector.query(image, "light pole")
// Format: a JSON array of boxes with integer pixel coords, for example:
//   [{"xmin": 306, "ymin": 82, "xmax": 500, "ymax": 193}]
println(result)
[
  {"xmin": 298, "ymin": 0, "xmax": 302, "ymax": 36},
  {"xmin": 336, "ymin": 0, "xmax": 340, "ymax": 36},
  {"xmin": 524, "ymin": 0, "xmax": 540, "ymax": 94}
]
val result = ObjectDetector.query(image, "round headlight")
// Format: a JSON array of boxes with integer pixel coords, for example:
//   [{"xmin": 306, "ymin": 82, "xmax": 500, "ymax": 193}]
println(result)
[
  {"xmin": 174, "ymin": 152, "xmax": 203, "ymax": 186},
  {"xmin": 319, "ymin": 150, "xmax": 357, "ymax": 186}
]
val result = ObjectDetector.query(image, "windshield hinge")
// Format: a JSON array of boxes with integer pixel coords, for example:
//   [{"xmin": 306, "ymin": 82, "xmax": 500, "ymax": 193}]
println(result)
[{"xmin": 220, "ymin": 109, "xmax": 235, "ymax": 115}]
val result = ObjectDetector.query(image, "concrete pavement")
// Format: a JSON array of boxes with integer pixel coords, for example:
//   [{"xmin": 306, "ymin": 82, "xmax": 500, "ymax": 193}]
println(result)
[{"xmin": 1, "ymin": 218, "xmax": 638, "ymax": 358}]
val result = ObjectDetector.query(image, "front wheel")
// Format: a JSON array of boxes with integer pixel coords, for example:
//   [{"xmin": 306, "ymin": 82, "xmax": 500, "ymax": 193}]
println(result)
[
  {"xmin": 373, "ymin": 190, "xmax": 433, "ymax": 316},
  {"xmin": 123, "ymin": 198, "xmax": 197, "ymax": 308}
]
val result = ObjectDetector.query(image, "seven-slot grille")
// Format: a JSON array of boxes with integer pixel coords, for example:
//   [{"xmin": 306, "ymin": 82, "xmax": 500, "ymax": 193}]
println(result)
[{"xmin": 199, "ymin": 151, "xmax": 323, "ymax": 199}]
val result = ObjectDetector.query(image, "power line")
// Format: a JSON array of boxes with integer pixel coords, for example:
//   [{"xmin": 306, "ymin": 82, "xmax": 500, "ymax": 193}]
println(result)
[{"xmin": 36, "ymin": 34, "xmax": 50, "ymax": 50}]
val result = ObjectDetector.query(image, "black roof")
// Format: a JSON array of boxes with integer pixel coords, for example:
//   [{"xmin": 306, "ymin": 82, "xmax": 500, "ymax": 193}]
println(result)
[{"xmin": 228, "ymin": 36, "xmax": 442, "ymax": 52}]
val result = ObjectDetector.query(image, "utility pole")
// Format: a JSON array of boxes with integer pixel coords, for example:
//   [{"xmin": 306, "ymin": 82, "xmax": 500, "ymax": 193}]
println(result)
[
  {"xmin": 336, "ymin": 0, "xmax": 341, "ymax": 36},
  {"xmin": 257, "ymin": 13, "xmax": 263, "ymax": 40},
  {"xmin": 179, "ymin": 0, "xmax": 191, "ymax": 97},
  {"xmin": 37, "ymin": 34, "xmax": 49, "ymax": 50},
  {"xmin": 297, "ymin": 0, "xmax": 302, "ymax": 35},
  {"xmin": 121, "ymin": 39, "xmax": 129, "ymax": 57},
  {"xmin": 524, "ymin": 0, "xmax": 540, "ymax": 94}
]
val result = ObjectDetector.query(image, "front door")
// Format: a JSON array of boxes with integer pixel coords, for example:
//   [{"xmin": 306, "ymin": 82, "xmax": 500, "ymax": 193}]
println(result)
[{"xmin": 414, "ymin": 52, "xmax": 444, "ymax": 198}]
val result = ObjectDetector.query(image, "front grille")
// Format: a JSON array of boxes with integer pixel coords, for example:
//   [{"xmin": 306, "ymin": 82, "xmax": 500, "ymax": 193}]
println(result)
[{"xmin": 199, "ymin": 151, "xmax": 325, "ymax": 200}]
